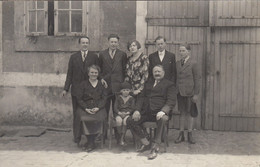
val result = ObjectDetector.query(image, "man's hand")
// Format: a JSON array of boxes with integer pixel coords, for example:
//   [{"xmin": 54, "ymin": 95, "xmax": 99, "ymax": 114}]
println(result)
[
  {"xmin": 61, "ymin": 90, "xmax": 67, "ymax": 97},
  {"xmin": 91, "ymin": 107, "xmax": 99, "ymax": 114},
  {"xmin": 101, "ymin": 79, "xmax": 108, "ymax": 88},
  {"xmin": 132, "ymin": 111, "xmax": 141, "ymax": 121},
  {"xmin": 133, "ymin": 89, "xmax": 141, "ymax": 95},
  {"xmin": 156, "ymin": 111, "xmax": 165, "ymax": 120},
  {"xmin": 191, "ymin": 95, "xmax": 199, "ymax": 103}
]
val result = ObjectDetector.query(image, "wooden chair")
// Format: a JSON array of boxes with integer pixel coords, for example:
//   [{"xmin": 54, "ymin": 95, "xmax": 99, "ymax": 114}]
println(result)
[
  {"xmin": 142, "ymin": 116, "xmax": 170, "ymax": 152},
  {"xmin": 80, "ymin": 116, "xmax": 104, "ymax": 149}
]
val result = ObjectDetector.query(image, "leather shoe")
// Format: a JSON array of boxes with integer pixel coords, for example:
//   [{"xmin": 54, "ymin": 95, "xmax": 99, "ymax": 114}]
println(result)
[
  {"xmin": 86, "ymin": 143, "xmax": 96, "ymax": 152},
  {"xmin": 188, "ymin": 132, "xmax": 195, "ymax": 144},
  {"xmin": 175, "ymin": 131, "xmax": 185, "ymax": 144},
  {"xmin": 137, "ymin": 144, "xmax": 150, "ymax": 152},
  {"xmin": 148, "ymin": 149, "xmax": 157, "ymax": 160}
]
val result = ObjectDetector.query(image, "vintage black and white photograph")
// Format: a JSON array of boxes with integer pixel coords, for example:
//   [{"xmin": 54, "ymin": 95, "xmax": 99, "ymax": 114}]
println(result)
[{"xmin": 0, "ymin": 0, "xmax": 260, "ymax": 166}]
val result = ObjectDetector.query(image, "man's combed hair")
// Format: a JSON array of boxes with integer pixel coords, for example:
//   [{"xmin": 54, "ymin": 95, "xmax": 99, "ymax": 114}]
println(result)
[
  {"xmin": 154, "ymin": 36, "xmax": 166, "ymax": 43},
  {"xmin": 108, "ymin": 34, "xmax": 120, "ymax": 40},
  {"xmin": 78, "ymin": 36, "xmax": 90, "ymax": 44}
]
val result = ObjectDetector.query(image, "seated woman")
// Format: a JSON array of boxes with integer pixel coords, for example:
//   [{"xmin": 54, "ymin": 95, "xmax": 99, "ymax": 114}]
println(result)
[
  {"xmin": 114, "ymin": 82, "xmax": 135, "ymax": 146},
  {"xmin": 75, "ymin": 65, "xmax": 107, "ymax": 152}
]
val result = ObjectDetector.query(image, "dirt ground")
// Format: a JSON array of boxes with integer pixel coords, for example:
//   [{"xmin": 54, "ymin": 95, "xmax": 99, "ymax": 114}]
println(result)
[{"xmin": 0, "ymin": 126, "xmax": 260, "ymax": 167}]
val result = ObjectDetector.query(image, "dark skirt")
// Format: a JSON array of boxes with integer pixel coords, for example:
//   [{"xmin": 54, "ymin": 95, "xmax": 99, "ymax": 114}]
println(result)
[{"xmin": 76, "ymin": 107, "xmax": 107, "ymax": 135}]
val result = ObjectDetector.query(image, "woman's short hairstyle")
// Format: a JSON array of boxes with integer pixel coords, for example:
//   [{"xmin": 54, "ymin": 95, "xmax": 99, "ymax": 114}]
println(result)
[
  {"xmin": 180, "ymin": 43, "xmax": 191, "ymax": 51},
  {"xmin": 78, "ymin": 36, "xmax": 90, "ymax": 44},
  {"xmin": 87, "ymin": 65, "xmax": 101, "ymax": 74},
  {"xmin": 127, "ymin": 40, "xmax": 141, "ymax": 51}
]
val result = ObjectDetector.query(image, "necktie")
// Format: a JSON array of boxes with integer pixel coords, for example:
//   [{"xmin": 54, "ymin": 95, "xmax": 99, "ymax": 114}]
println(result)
[
  {"xmin": 181, "ymin": 59, "xmax": 185, "ymax": 66},
  {"xmin": 153, "ymin": 80, "xmax": 158, "ymax": 87},
  {"xmin": 83, "ymin": 51, "xmax": 87, "ymax": 62},
  {"xmin": 110, "ymin": 50, "xmax": 115, "ymax": 59}
]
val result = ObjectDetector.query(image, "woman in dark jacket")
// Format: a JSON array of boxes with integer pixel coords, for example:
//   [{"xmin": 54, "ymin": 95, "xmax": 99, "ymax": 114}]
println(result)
[{"xmin": 76, "ymin": 65, "xmax": 107, "ymax": 152}]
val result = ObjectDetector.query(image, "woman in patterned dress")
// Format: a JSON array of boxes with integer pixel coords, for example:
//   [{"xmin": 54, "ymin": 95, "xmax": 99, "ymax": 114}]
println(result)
[{"xmin": 125, "ymin": 40, "xmax": 149, "ymax": 96}]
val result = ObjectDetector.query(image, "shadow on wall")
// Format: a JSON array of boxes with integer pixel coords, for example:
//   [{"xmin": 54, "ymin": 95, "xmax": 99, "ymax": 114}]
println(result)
[{"xmin": 0, "ymin": 86, "xmax": 72, "ymax": 127}]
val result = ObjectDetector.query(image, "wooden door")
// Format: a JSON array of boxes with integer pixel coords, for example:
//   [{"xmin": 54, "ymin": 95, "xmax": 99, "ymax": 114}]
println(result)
[{"xmin": 206, "ymin": 27, "xmax": 260, "ymax": 131}]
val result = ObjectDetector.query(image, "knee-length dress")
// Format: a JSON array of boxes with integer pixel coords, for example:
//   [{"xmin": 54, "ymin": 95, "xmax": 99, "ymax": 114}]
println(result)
[{"xmin": 76, "ymin": 80, "xmax": 107, "ymax": 135}]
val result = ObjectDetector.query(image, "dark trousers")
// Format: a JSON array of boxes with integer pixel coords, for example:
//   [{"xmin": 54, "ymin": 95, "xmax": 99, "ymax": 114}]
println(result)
[
  {"xmin": 105, "ymin": 92, "xmax": 119, "ymax": 140},
  {"xmin": 127, "ymin": 113, "xmax": 168, "ymax": 144},
  {"xmin": 72, "ymin": 95, "xmax": 82, "ymax": 143},
  {"xmin": 105, "ymin": 93, "xmax": 116, "ymax": 115}
]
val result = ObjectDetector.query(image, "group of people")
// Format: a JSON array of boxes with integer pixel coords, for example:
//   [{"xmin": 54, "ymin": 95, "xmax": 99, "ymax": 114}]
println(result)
[{"xmin": 62, "ymin": 34, "xmax": 201, "ymax": 160}]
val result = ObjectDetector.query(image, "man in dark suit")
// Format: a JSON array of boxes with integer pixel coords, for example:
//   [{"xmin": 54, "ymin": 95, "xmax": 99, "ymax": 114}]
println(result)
[
  {"xmin": 99, "ymin": 34, "xmax": 127, "ymax": 142},
  {"xmin": 148, "ymin": 36, "xmax": 176, "ymax": 84},
  {"xmin": 99, "ymin": 34, "xmax": 127, "ymax": 113},
  {"xmin": 127, "ymin": 65, "xmax": 177, "ymax": 160},
  {"xmin": 62, "ymin": 36, "xmax": 100, "ymax": 144},
  {"xmin": 174, "ymin": 43, "xmax": 201, "ymax": 144}
]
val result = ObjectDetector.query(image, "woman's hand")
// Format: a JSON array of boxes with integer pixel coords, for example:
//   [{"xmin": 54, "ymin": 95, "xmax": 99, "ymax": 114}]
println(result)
[{"xmin": 85, "ymin": 108, "xmax": 94, "ymax": 114}]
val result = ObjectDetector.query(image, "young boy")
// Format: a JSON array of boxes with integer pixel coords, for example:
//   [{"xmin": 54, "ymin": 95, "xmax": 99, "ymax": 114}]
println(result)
[{"xmin": 114, "ymin": 82, "xmax": 135, "ymax": 146}]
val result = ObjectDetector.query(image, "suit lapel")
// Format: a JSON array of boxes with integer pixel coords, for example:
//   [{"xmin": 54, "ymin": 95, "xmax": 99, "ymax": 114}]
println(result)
[
  {"xmin": 161, "ymin": 51, "xmax": 170, "ymax": 64},
  {"xmin": 180, "ymin": 58, "xmax": 191, "ymax": 72},
  {"xmin": 103, "ymin": 49, "xmax": 113, "ymax": 69},
  {"xmin": 112, "ymin": 49, "xmax": 120, "ymax": 71},
  {"xmin": 75, "ymin": 52, "xmax": 84, "ymax": 72}
]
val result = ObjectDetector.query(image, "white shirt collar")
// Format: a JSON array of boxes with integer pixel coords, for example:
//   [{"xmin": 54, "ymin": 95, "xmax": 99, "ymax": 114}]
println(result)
[
  {"xmin": 158, "ymin": 50, "xmax": 165, "ymax": 55},
  {"xmin": 81, "ymin": 50, "xmax": 88, "ymax": 56}
]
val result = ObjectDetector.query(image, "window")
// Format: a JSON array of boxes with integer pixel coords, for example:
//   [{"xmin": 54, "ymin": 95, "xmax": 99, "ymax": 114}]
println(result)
[
  {"xmin": 25, "ymin": 1, "xmax": 48, "ymax": 36},
  {"xmin": 25, "ymin": 1, "xmax": 87, "ymax": 36}
]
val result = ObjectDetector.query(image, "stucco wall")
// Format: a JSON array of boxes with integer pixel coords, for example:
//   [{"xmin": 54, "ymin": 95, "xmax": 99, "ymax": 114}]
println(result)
[
  {"xmin": 0, "ymin": 1, "xmax": 136, "ymax": 126},
  {"xmin": 0, "ymin": 86, "xmax": 72, "ymax": 127}
]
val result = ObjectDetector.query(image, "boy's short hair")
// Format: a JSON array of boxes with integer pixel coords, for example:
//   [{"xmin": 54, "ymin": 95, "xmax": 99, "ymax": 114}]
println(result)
[
  {"xmin": 180, "ymin": 43, "xmax": 191, "ymax": 51},
  {"xmin": 120, "ymin": 82, "xmax": 132, "ymax": 90}
]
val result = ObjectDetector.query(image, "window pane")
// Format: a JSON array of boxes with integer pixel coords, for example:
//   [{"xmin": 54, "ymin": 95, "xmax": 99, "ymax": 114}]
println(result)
[
  {"xmin": 37, "ymin": 1, "xmax": 44, "ymax": 9},
  {"xmin": 58, "ymin": 1, "xmax": 69, "ymax": 9},
  {"xmin": 71, "ymin": 1, "xmax": 82, "ymax": 9},
  {"xmin": 71, "ymin": 11, "xmax": 82, "ymax": 32},
  {"xmin": 28, "ymin": 2, "xmax": 36, "ymax": 9},
  {"xmin": 29, "ymin": 11, "xmax": 36, "ymax": 32},
  {"xmin": 37, "ymin": 11, "xmax": 44, "ymax": 32},
  {"xmin": 58, "ymin": 11, "xmax": 69, "ymax": 32}
]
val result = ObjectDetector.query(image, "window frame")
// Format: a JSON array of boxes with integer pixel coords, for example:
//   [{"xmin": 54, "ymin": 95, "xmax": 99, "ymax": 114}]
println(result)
[
  {"xmin": 54, "ymin": 1, "xmax": 87, "ymax": 36},
  {"xmin": 24, "ymin": 1, "xmax": 48, "ymax": 36}
]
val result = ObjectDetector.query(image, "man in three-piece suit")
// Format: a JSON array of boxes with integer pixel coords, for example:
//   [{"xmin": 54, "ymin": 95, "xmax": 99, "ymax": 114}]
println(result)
[
  {"xmin": 99, "ymin": 34, "xmax": 127, "ymax": 142},
  {"xmin": 127, "ymin": 65, "xmax": 177, "ymax": 160},
  {"xmin": 148, "ymin": 36, "xmax": 176, "ymax": 84},
  {"xmin": 62, "ymin": 36, "xmax": 100, "ymax": 144},
  {"xmin": 174, "ymin": 43, "xmax": 201, "ymax": 144}
]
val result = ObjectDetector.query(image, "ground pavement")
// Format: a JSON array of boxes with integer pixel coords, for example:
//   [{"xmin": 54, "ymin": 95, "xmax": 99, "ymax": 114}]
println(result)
[{"xmin": 0, "ymin": 126, "xmax": 260, "ymax": 167}]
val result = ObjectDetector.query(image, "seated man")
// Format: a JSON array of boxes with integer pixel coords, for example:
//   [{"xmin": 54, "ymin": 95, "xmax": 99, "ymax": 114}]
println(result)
[{"xmin": 127, "ymin": 65, "xmax": 177, "ymax": 160}]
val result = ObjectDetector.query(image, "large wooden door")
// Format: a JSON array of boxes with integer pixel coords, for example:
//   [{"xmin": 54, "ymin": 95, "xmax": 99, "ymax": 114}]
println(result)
[
  {"xmin": 145, "ymin": 1, "xmax": 209, "ymax": 129},
  {"xmin": 206, "ymin": 27, "xmax": 260, "ymax": 131}
]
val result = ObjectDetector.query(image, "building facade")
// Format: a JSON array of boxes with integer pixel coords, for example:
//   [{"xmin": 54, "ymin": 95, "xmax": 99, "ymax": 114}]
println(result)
[{"xmin": 0, "ymin": 1, "xmax": 260, "ymax": 132}]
